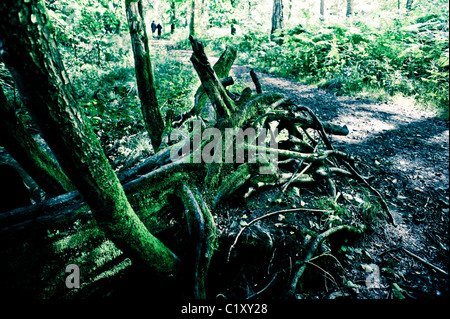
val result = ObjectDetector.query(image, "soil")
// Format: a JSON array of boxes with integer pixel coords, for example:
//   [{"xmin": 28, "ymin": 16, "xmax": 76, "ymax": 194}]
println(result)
[
  {"xmin": 226, "ymin": 63, "xmax": 449, "ymax": 299},
  {"xmin": 1, "ymin": 40, "xmax": 448, "ymax": 301}
]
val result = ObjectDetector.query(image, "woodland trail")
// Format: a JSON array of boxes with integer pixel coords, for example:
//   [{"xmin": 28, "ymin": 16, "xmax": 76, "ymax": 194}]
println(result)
[
  {"xmin": 231, "ymin": 62, "xmax": 449, "ymax": 298},
  {"xmin": 0, "ymin": 38, "xmax": 447, "ymax": 300},
  {"xmin": 157, "ymin": 39, "xmax": 449, "ymax": 298}
]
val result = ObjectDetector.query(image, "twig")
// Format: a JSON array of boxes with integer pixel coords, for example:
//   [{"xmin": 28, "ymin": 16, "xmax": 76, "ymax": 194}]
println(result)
[
  {"xmin": 402, "ymin": 248, "xmax": 448, "ymax": 277},
  {"xmin": 341, "ymin": 159, "xmax": 396, "ymax": 226},
  {"xmin": 281, "ymin": 161, "xmax": 309, "ymax": 193},
  {"xmin": 247, "ymin": 273, "xmax": 279, "ymax": 299},
  {"xmin": 227, "ymin": 207, "xmax": 333, "ymax": 263},
  {"xmin": 305, "ymin": 260, "xmax": 337, "ymax": 287}
]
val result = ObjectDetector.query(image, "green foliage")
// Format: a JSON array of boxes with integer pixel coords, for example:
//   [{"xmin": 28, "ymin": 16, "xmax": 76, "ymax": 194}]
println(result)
[
  {"xmin": 225, "ymin": 2, "xmax": 449, "ymax": 118},
  {"xmin": 44, "ymin": 0, "xmax": 198, "ymax": 148},
  {"xmin": 69, "ymin": 62, "xmax": 142, "ymax": 145},
  {"xmin": 44, "ymin": 0, "xmax": 448, "ymax": 151},
  {"xmin": 151, "ymin": 46, "xmax": 199, "ymax": 118}
]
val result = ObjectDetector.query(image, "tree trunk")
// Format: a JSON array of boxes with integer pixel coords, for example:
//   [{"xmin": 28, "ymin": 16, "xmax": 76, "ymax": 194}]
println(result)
[
  {"xmin": 287, "ymin": 0, "xmax": 292, "ymax": 21},
  {"xmin": 125, "ymin": 0, "xmax": 165, "ymax": 150},
  {"xmin": 271, "ymin": 0, "xmax": 284, "ymax": 44},
  {"xmin": 406, "ymin": 0, "xmax": 414, "ymax": 11},
  {"xmin": 189, "ymin": 36, "xmax": 236, "ymax": 120},
  {"xmin": 170, "ymin": 0, "xmax": 176, "ymax": 34},
  {"xmin": 0, "ymin": 0, "xmax": 179, "ymax": 277},
  {"xmin": 193, "ymin": 45, "xmax": 237, "ymax": 120},
  {"xmin": 346, "ymin": 0, "xmax": 354, "ymax": 17},
  {"xmin": 320, "ymin": 0, "xmax": 325, "ymax": 17},
  {"xmin": 0, "ymin": 88, "xmax": 74, "ymax": 197},
  {"xmin": 190, "ymin": 0, "xmax": 196, "ymax": 37}
]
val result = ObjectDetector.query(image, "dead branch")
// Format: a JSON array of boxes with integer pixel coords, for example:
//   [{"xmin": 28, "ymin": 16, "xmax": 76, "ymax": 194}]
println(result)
[
  {"xmin": 189, "ymin": 36, "xmax": 236, "ymax": 119},
  {"xmin": 0, "ymin": 190, "xmax": 83, "ymax": 234},
  {"xmin": 250, "ymin": 69, "xmax": 262, "ymax": 94},
  {"xmin": 181, "ymin": 183, "xmax": 218, "ymax": 298},
  {"xmin": 402, "ymin": 247, "xmax": 448, "ymax": 277},
  {"xmin": 264, "ymin": 109, "xmax": 349, "ymax": 136},
  {"xmin": 0, "ymin": 159, "xmax": 195, "ymax": 235},
  {"xmin": 287, "ymin": 224, "xmax": 364, "ymax": 298}
]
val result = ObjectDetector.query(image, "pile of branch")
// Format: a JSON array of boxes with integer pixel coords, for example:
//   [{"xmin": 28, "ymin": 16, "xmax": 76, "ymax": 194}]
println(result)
[{"xmin": 0, "ymin": 37, "xmax": 395, "ymax": 299}]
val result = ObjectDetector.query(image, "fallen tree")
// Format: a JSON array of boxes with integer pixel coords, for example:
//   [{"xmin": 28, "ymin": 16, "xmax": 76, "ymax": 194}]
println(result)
[{"xmin": 0, "ymin": 31, "xmax": 395, "ymax": 298}]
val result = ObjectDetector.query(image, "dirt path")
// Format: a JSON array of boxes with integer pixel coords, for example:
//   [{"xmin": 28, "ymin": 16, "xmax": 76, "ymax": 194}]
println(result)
[
  {"xmin": 157, "ymin": 41, "xmax": 449, "ymax": 297},
  {"xmin": 229, "ymin": 64, "xmax": 449, "ymax": 298}
]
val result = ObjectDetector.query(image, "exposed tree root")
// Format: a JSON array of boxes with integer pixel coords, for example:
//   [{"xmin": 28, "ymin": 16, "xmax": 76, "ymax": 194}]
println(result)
[
  {"xmin": 181, "ymin": 183, "xmax": 218, "ymax": 298},
  {"xmin": 287, "ymin": 225, "xmax": 365, "ymax": 298},
  {"xmin": 1, "ymin": 37, "xmax": 396, "ymax": 299},
  {"xmin": 227, "ymin": 207, "xmax": 334, "ymax": 263}
]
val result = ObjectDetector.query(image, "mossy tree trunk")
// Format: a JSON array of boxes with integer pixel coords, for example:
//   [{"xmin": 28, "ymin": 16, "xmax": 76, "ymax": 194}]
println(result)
[
  {"xmin": 125, "ymin": 0, "xmax": 165, "ymax": 150},
  {"xmin": 0, "ymin": 87, "xmax": 74, "ymax": 197},
  {"xmin": 0, "ymin": 0, "xmax": 179, "ymax": 277}
]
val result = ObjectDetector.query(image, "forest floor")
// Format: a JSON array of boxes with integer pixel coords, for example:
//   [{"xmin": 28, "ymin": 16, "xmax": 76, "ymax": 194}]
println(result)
[
  {"xmin": 164, "ymin": 40, "xmax": 449, "ymax": 299},
  {"xmin": 1, "ymin": 40, "xmax": 448, "ymax": 301},
  {"xmin": 232, "ymin": 64, "xmax": 449, "ymax": 298},
  {"xmin": 233, "ymin": 65, "xmax": 449, "ymax": 299}
]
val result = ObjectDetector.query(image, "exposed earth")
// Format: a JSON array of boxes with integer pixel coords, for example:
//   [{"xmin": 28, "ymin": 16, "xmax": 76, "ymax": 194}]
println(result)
[
  {"xmin": 168, "ymin": 41, "xmax": 449, "ymax": 298},
  {"xmin": 228, "ymin": 61, "xmax": 449, "ymax": 299}
]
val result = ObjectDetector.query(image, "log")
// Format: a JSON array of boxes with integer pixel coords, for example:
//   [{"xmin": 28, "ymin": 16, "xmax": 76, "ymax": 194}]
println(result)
[
  {"xmin": 0, "ymin": 190, "xmax": 83, "ymax": 234},
  {"xmin": 0, "ymin": 160, "xmax": 193, "ymax": 235},
  {"xmin": 213, "ymin": 46, "xmax": 237, "ymax": 79},
  {"xmin": 192, "ymin": 43, "xmax": 237, "ymax": 119}
]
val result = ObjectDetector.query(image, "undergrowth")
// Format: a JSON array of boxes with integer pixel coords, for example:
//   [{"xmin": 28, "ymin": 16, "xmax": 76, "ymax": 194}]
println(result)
[{"xmin": 186, "ymin": 7, "xmax": 449, "ymax": 119}]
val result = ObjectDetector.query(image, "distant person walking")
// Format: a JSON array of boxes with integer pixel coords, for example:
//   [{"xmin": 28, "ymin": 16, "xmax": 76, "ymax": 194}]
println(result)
[
  {"xmin": 151, "ymin": 20, "xmax": 157, "ymax": 36},
  {"xmin": 156, "ymin": 23, "xmax": 162, "ymax": 39}
]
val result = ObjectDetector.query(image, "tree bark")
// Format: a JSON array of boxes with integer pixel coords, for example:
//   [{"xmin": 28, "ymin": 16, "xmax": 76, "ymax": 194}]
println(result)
[
  {"xmin": 0, "ymin": 0, "xmax": 179, "ymax": 277},
  {"xmin": 190, "ymin": 0, "xmax": 196, "ymax": 37},
  {"xmin": 406, "ymin": 0, "xmax": 414, "ymax": 11},
  {"xmin": 170, "ymin": 0, "xmax": 176, "ymax": 34},
  {"xmin": 189, "ymin": 36, "xmax": 236, "ymax": 120},
  {"xmin": 193, "ymin": 45, "xmax": 237, "ymax": 118},
  {"xmin": 0, "ymin": 87, "xmax": 74, "ymax": 197},
  {"xmin": 181, "ymin": 183, "xmax": 218, "ymax": 298},
  {"xmin": 271, "ymin": 0, "xmax": 284, "ymax": 44},
  {"xmin": 125, "ymin": 0, "xmax": 165, "ymax": 150},
  {"xmin": 346, "ymin": 0, "xmax": 354, "ymax": 17},
  {"xmin": 320, "ymin": 0, "xmax": 325, "ymax": 17}
]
